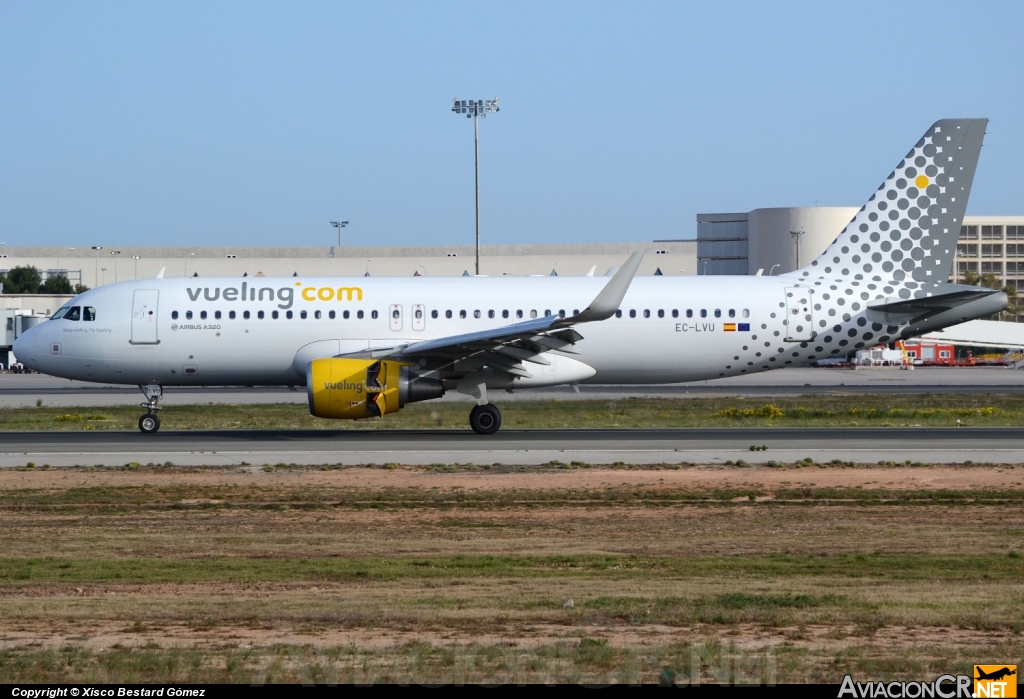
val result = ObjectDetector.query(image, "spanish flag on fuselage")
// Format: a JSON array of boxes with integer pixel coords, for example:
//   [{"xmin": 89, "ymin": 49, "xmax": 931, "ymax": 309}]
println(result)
[{"xmin": 723, "ymin": 323, "xmax": 736, "ymax": 331}]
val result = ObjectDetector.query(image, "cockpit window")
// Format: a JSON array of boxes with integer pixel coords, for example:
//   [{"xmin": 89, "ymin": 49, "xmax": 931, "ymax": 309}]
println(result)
[
  {"xmin": 83, "ymin": 307, "xmax": 96, "ymax": 321},
  {"xmin": 51, "ymin": 306, "xmax": 71, "ymax": 320},
  {"xmin": 64, "ymin": 306, "xmax": 81, "ymax": 321}
]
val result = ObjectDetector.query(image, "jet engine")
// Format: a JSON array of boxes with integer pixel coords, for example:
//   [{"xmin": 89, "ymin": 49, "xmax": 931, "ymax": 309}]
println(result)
[{"xmin": 306, "ymin": 358, "xmax": 444, "ymax": 419}]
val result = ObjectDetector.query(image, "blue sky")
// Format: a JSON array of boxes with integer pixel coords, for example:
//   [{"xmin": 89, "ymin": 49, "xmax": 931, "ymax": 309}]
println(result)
[{"xmin": 1, "ymin": 1, "xmax": 1022, "ymax": 247}]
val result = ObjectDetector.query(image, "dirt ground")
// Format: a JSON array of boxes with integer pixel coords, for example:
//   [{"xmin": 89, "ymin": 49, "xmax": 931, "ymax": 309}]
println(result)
[
  {"xmin": 1, "ymin": 463, "xmax": 1022, "ymax": 683},
  {"xmin": 4, "ymin": 462, "xmax": 1024, "ymax": 491}
]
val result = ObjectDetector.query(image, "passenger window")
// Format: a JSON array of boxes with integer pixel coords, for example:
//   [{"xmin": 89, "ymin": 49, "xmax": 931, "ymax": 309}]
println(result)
[
  {"xmin": 371, "ymin": 310, "xmax": 378, "ymax": 319},
  {"xmin": 615, "ymin": 310, "xmax": 622, "ymax": 318},
  {"xmin": 286, "ymin": 311, "xmax": 293, "ymax": 319},
  {"xmin": 573, "ymin": 309, "xmax": 579, "ymax": 315},
  {"xmin": 544, "ymin": 309, "xmax": 551, "ymax": 316},
  {"xmin": 431, "ymin": 310, "xmax": 438, "ymax": 319},
  {"xmin": 393, "ymin": 309, "xmax": 400, "ymax": 319},
  {"xmin": 200, "ymin": 311, "xmax": 208, "ymax": 320},
  {"xmin": 229, "ymin": 311, "xmax": 236, "ymax": 319},
  {"xmin": 629, "ymin": 310, "xmax": 636, "ymax": 318},
  {"xmin": 357, "ymin": 310, "xmax": 364, "ymax": 319},
  {"xmin": 502, "ymin": 310, "xmax": 509, "ymax": 318},
  {"xmin": 244, "ymin": 311, "xmax": 251, "ymax": 319},
  {"xmin": 258, "ymin": 311, "xmax": 265, "ymax": 319},
  {"xmin": 742, "ymin": 309, "xmax": 750, "ymax": 318},
  {"xmin": 65, "ymin": 306, "xmax": 81, "ymax": 321},
  {"xmin": 686, "ymin": 309, "xmax": 693, "ymax": 318},
  {"xmin": 700, "ymin": 309, "xmax": 707, "ymax": 318},
  {"xmin": 517, "ymin": 310, "xmax": 524, "ymax": 318},
  {"xmin": 342, "ymin": 311, "xmax": 348, "ymax": 319},
  {"xmin": 487, "ymin": 310, "xmax": 494, "ymax": 319},
  {"xmin": 643, "ymin": 310, "xmax": 650, "ymax": 318},
  {"xmin": 558, "ymin": 309, "xmax": 565, "ymax": 317},
  {"xmin": 530, "ymin": 310, "xmax": 538, "ymax": 319},
  {"xmin": 445, "ymin": 310, "xmax": 452, "ymax": 319},
  {"xmin": 728, "ymin": 309, "xmax": 735, "ymax": 318},
  {"xmin": 671, "ymin": 309, "xmax": 678, "ymax": 318},
  {"xmin": 272, "ymin": 311, "xmax": 279, "ymax": 319},
  {"xmin": 185, "ymin": 311, "xmax": 193, "ymax": 320},
  {"xmin": 714, "ymin": 309, "xmax": 721, "ymax": 318},
  {"xmin": 171, "ymin": 311, "xmax": 179, "ymax": 320},
  {"xmin": 473, "ymin": 310, "xmax": 481, "ymax": 319},
  {"xmin": 329, "ymin": 311, "xmax": 336, "ymax": 319},
  {"xmin": 657, "ymin": 310, "xmax": 664, "ymax": 318},
  {"xmin": 415, "ymin": 309, "xmax": 423, "ymax": 319},
  {"xmin": 300, "ymin": 311, "xmax": 307, "ymax": 319},
  {"xmin": 215, "ymin": 311, "xmax": 222, "ymax": 320},
  {"xmin": 460, "ymin": 310, "xmax": 467, "ymax": 319}
]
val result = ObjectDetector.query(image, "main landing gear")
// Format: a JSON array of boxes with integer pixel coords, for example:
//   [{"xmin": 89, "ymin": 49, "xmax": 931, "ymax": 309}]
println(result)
[
  {"xmin": 469, "ymin": 404, "xmax": 502, "ymax": 435},
  {"xmin": 138, "ymin": 385, "xmax": 163, "ymax": 434}
]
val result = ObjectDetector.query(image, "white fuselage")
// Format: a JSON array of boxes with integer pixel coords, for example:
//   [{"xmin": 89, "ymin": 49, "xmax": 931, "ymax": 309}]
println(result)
[{"xmin": 13, "ymin": 273, "xmax": 919, "ymax": 387}]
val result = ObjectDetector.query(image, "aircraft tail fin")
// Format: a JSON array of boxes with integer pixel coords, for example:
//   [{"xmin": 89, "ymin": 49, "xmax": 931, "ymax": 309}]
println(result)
[{"xmin": 791, "ymin": 119, "xmax": 987, "ymax": 283}]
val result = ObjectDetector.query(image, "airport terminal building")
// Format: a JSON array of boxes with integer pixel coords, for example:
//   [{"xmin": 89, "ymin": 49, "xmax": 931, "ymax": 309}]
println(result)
[{"xmin": 694, "ymin": 208, "xmax": 1024, "ymax": 290}]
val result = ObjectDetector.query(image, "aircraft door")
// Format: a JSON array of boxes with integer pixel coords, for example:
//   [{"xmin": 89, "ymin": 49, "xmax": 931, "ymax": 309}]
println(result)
[
  {"xmin": 389, "ymin": 304, "xmax": 403, "ymax": 331},
  {"xmin": 412, "ymin": 304, "xmax": 425, "ymax": 331},
  {"xmin": 784, "ymin": 287, "xmax": 814, "ymax": 341},
  {"xmin": 131, "ymin": 290, "xmax": 160, "ymax": 345}
]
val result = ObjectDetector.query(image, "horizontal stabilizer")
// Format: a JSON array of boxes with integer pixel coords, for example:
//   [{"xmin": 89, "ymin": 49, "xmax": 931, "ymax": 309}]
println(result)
[{"xmin": 868, "ymin": 286, "xmax": 998, "ymax": 316}]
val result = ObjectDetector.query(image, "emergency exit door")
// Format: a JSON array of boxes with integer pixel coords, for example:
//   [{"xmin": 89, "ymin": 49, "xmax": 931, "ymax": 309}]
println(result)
[
  {"xmin": 784, "ymin": 287, "xmax": 815, "ymax": 342},
  {"xmin": 131, "ymin": 290, "xmax": 160, "ymax": 345}
]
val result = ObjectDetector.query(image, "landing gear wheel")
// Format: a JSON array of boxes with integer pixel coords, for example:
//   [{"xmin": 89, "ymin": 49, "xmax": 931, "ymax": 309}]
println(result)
[
  {"xmin": 469, "ymin": 404, "xmax": 502, "ymax": 435},
  {"xmin": 138, "ymin": 414, "xmax": 161, "ymax": 434}
]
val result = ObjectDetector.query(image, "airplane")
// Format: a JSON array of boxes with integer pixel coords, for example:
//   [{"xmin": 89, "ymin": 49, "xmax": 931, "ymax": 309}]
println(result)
[
  {"xmin": 975, "ymin": 667, "xmax": 1016, "ymax": 682},
  {"xmin": 12, "ymin": 118, "xmax": 1007, "ymax": 434}
]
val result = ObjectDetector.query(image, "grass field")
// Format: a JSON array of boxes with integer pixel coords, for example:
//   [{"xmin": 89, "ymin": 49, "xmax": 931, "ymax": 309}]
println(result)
[
  {"xmin": 0, "ymin": 462, "xmax": 1021, "ymax": 683},
  {"xmin": 0, "ymin": 393, "xmax": 1019, "ymax": 430}
]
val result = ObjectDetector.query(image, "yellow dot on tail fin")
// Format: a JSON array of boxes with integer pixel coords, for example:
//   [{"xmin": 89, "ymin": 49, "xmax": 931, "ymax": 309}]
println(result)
[{"xmin": 915, "ymin": 175, "xmax": 929, "ymax": 188}]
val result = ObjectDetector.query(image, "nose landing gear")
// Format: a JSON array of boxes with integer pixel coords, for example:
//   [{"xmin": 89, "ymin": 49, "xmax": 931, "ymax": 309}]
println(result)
[
  {"xmin": 138, "ymin": 385, "xmax": 163, "ymax": 434},
  {"xmin": 469, "ymin": 404, "xmax": 502, "ymax": 435}
]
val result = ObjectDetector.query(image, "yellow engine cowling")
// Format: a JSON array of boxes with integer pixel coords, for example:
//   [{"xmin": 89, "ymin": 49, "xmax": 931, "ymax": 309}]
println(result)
[{"xmin": 306, "ymin": 358, "xmax": 444, "ymax": 419}]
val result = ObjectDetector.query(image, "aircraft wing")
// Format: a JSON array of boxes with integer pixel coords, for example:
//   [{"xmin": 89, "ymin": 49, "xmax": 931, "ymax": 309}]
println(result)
[
  {"xmin": 340, "ymin": 251, "xmax": 645, "ymax": 377},
  {"xmin": 920, "ymin": 319, "xmax": 1024, "ymax": 350}
]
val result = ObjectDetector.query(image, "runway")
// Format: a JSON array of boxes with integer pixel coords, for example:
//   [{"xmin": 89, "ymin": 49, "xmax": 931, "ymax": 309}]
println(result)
[
  {"xmin": 3, "ymin": 366, "xmax": 1024, "ymax": 408},
  {"xmin": 4, "ymin": 427, "xmax": 1024, "ymax": 468}
]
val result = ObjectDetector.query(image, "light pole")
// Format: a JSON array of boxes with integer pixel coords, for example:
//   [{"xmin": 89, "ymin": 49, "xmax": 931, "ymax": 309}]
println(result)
[
  {"xmin": 452, "ymin": 98, "xmax": 499, "ymax": 276},
  {"xmin": 769, "ymin": 264, "xmax": 780, "ymax": 276},
  {"xmin": 132, "ymin": 256, "xmax": 141, "ymax": 280},
  {"xmin": 330, "ymin": 221, "xmax": 349, "ymax": 249},
  {"xmin": 91, "ymin": 246, "xmax": 103, "ymax": 287},
  {"xmin": 110, "ymin": 251, "xmax": 121, "ymax": 283},
  {"xmin": 100, "ymin": 267, "xmax": 107, "ymax": 286},
  {"xmin": 790, "ymin": 230, "xmax": 805, "ymax": 270}
]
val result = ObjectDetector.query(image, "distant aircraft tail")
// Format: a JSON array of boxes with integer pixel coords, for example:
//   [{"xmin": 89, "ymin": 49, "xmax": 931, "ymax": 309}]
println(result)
[{"xmin": 790, "ymin": 119, "xmax": 987, "ymax": 283}]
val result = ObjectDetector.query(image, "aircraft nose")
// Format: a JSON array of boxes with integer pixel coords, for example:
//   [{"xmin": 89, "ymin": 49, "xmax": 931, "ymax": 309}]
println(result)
[{"xmin": 12, "ymin": 324, "xmax": 41, "ymax": 369}]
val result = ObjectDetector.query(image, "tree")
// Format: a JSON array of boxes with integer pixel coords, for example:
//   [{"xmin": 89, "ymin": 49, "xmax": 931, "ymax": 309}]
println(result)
[
  {"xmin": 962, "ymin": 270, "xmax": 1022, "ymax": 321},
  {"xmin": 40, "ymin": 274, "xmax": 74, "ymax": 294},
  {"xmin": 3, "ymin": 266, "xmax": 42, "ymax": 294}
]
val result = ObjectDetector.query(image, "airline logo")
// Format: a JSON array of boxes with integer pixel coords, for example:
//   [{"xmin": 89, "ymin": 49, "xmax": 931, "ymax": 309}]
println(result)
[
  {"xmin": 975, "ymin": 666, "xmax": 1017, "ymax": 698},
  {"xmin": 723, "ymin": 323, "xmax": 750, "ymax": 332},
  {"xmin": 185, "ymin": 282, "xmax": 364, "ymax": 310},
  {"xmin": 324, "ymin": 380, "xmax": 364, "ymax": 394}
]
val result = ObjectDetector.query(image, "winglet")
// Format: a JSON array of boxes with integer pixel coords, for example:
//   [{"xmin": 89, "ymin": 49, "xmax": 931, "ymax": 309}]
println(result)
[
  {"xmin": 156, "ymin": 267, "xmax": 165, "ymax": 279},
  {"xmin": 562, "ymin": 250, "xmax": 645, "ymax": 324}
]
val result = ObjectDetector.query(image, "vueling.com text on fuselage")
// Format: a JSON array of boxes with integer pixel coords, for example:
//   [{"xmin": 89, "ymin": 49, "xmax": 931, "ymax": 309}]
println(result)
[{"xmin": 185, "ymin": 283, "xmax": 363, "ymax": 310}]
